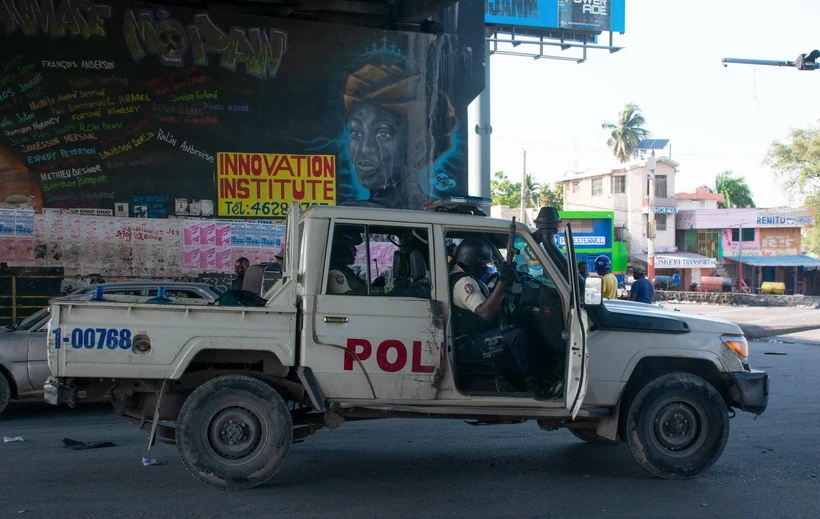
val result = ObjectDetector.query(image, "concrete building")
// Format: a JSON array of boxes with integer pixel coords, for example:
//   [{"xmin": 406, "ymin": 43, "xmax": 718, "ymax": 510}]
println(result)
[
  {"xmin": 562, "ymin": 157, "xmax": 679, "ymax": 258},
  {"xmin": 677, "ymin": 207, "xmax": 820, "ymax": 294},
  {"xmin": 676, "ymin": 187, "xmax": 724, "ymax": 211}
]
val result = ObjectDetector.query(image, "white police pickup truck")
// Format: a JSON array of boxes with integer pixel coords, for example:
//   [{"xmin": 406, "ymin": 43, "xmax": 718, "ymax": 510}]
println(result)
[{"xmin": 45, "ymin": 202, "xmax": 768, "ymax": 489}]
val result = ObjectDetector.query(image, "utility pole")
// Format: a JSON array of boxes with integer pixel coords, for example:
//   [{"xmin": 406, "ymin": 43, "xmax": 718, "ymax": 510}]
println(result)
[
  {"xmin": 520, "ymin": 148, "xmax": 527, "ymax": 224},
  {"xmin": 737, "ymin": 223, "xmax": 743, "ymax": 293},
  {"xmin": 647, "ymin": 150, "xmax": 656, "ymax": 283}
]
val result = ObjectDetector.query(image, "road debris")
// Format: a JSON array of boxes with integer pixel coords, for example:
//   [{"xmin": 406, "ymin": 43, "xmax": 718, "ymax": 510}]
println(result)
[
  {"xmin": 142, "ymin": 457, "xmax": 161, "ymax": 466},
  {"xmin": 62, "ymin": 438, "xmax": 116, "ymax": 450},
  {"xmin": 4, "ymin": 436, "xmax": 24, "ymax": 443}
]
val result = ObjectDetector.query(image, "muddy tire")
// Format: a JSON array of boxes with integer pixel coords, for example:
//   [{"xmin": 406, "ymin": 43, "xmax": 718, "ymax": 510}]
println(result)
[
  {"xmin": 568, "ymin": 427, "xmax": 619, "ymax": 445},
  {"xmin": 625, "ymin": 372, "xmax": 729, "ymax": 479},
  {"xmin": 176, "ymin": 375, "xmax": 292, "ymax": 490},
  {"xmin": 0, "ymin": 372, "xmax": 11, "ymax": 417}
]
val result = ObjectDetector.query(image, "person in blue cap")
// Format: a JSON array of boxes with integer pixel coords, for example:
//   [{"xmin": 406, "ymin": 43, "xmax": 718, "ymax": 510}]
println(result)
[{"xmin": 595, "ymin": 255, "xmax": 617, "ymax": 300}]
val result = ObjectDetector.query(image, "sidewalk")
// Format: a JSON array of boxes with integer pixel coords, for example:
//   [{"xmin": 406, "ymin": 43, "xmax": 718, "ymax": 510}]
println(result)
[{"xmin": 661, "ymin": 303, "xmax": 820, "ymax": 340}]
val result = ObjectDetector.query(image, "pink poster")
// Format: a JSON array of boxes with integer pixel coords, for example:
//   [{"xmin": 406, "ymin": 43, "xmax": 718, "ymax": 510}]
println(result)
[
  {"xmin": 184, "ymin": 247, "xmax": 201, "ymax": 270},
  {"xmin": 0, "ymin": 237, "xmax": 15, "ymax": 262},
  {"xmin": 231, "ymin": 248, "xmax": 248, "ymax": 263},
  {"xmin": 216, "ymin": 223, "xmax": 231, "ymax": 246},
  {"xmin": 216, "ymin": 247, "xmax": 233, "ymax": 272},
  {"xmin": 200, "ymin": 222, "xmax": 216, "ymax": 245},
  {"xmin": 184, "ymin": 221, "xmax": 201, "ymax": 246},
  {"xmin": 200, "ymin": 246, "xmax": 217, "ymax": 270},
  {"xmin": 247, "ymin": 248, "xmax": 263, "ymax": 265}
]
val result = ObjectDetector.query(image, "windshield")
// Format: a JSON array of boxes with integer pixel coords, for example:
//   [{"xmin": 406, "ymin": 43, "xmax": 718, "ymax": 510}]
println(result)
[{"xmin": 14, "ymin": 307, "xmax": 50, "ymax": 331}]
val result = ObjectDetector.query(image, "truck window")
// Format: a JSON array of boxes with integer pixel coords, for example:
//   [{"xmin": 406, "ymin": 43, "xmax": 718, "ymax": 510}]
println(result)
[{"xmin": 325, "ymin": 223, "xmax": 432, "ymax": 299}]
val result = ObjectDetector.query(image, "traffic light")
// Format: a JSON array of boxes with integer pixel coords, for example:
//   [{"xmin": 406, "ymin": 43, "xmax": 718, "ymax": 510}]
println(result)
[{"xmin": 795, "ymin": 50, "xmax": 820, "ymax": 70}]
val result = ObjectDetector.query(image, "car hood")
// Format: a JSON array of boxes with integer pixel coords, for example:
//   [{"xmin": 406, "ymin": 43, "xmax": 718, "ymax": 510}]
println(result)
[{"xmin": 602, "ymin": 300, "xmax": 742, "ymax": 335}]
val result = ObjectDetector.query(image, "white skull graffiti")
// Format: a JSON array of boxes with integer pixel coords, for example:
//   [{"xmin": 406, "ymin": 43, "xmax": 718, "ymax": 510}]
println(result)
[{"xmin": 157, "ymin": 19, "xmax": 188, "ymax": 66}]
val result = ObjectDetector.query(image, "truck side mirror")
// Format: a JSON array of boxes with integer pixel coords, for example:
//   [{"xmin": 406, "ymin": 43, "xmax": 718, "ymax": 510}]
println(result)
[{"xmin": 584, "ymin": 277, "xmax": 603, "ymax": 306}]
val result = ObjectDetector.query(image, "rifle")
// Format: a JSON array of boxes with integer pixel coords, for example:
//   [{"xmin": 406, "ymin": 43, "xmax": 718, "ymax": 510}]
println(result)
[
  {"xmin": 499, "ymin": 217, "xmax": 518, "ymax": 331},
  {"xmin": 506, "ymin": 217, "xmax": 518, "ymax": 266}
]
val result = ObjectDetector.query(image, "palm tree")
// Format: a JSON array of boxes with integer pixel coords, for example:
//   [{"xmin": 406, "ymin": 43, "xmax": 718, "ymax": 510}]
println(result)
[
  {"xmin": 715, "ymin": 171, "xmax": 756, "ymax": 208},
  {"xmin": 523, "ymin": 173, "xmax": 541, "ymax": 208},
  {"xmin": 602, "ymin": 103, "xmax": 650, "ymax": 164}
]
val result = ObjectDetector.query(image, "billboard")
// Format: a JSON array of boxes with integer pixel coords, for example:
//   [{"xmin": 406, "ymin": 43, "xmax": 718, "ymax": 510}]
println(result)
[
  {"xmin": 0, "ymin": 1, "xmax": 477, "ymax": 218},
  {"xmin": 485, "ymin": 0, "xmax": 625, "ymax": 33}
]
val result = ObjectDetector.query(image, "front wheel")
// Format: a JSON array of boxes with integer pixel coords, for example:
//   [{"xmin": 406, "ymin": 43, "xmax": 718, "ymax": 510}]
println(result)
[
  {"xmin": 625, "ymin": 372, "xmax": 729, "ymax": 479},
  {"xmin": 176, "ymin": 375, "xmax": 293, "ymax": 490}
]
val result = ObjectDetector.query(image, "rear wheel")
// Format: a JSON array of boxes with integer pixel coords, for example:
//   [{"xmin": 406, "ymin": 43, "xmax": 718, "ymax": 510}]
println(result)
[
  {"xmin": 0, "ymin": 372, "xmax": 11, "ymax": 417},
  {"xmin": 176, "ymin": 375, "xmax": 292, "ymax": 490},
  {"xmin": 625, "ymin": 372, "xmax": 729, "ymax": 479},
  {"xmin": 568, "ymin": 427, "xmax": 619, "ymax": 445}
]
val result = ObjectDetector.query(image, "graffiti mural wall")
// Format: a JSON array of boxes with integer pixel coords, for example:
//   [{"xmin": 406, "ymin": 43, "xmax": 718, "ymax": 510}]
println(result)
[{"xmin": 0, "ymin": 0, "xmax": 475, "ymax": 219}]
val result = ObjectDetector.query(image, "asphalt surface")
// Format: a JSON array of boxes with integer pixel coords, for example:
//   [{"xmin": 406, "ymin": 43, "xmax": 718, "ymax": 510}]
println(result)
[{"xmin": 1, "ymin": 342, "xmax": 818, "ymax": 519}]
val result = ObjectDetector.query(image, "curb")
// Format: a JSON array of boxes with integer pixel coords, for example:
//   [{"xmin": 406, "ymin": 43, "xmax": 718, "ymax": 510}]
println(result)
[{"xmin": 737, "ymin": 323, "xmax": 820, "ymax": 340}]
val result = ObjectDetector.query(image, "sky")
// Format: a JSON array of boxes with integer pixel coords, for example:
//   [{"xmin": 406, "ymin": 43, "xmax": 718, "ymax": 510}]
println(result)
[{"xmin": 480, "ymin": 0, "xmax": 820, "ymax": 208}]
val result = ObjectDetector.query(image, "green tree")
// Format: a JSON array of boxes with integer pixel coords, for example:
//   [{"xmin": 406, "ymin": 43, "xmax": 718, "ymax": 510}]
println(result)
[
  {"xmin": 714, "ymin": 170, "xmax": 756, "ymax": 208},
  {"xmin": 539, "ymin": 182, "xmax": 564, "ymax": 210},
  {"xmin": 764, "ymin": 122, "xmax": 820, "ymax": 205},
  {"xmin": 491, "ymin": 171, "xmax": 542, "ymax": 208},
  {"xmin": 601, "ymin": 103, "xmax": 650, "ymax": 164}
]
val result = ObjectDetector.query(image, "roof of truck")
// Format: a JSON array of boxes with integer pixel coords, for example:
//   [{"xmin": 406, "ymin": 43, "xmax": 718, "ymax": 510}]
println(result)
[{"xmin": 302, "ymin": 205, "xmax": 531, "ymax": 231}]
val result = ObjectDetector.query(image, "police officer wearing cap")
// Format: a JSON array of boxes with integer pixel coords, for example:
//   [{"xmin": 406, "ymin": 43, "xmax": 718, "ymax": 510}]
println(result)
[
  {"xmin": 327, "ymin": 229, "xmax": 368, "ymax": 295},
  {"xmin": 450, "ymin": 237, "xmax": 562, "ymax": 400}
]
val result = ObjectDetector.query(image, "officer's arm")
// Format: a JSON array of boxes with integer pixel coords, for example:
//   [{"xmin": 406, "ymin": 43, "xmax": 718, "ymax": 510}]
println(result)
[{"xmin": 474, "ymin": 280, "xmax": 507, "ymax": 321}]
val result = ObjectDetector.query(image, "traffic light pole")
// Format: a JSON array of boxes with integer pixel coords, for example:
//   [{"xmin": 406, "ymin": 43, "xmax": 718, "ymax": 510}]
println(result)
[{"xmin": 722, "ymin": 50, "xmax": 819, "ymax": 70}]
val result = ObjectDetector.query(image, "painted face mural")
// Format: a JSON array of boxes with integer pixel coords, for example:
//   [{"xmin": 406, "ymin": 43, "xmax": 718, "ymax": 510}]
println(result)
[
  {"xmin": 340, "ymin": 59, "xmax": 459, "ymax": 209},
  {"xmin": 348, "ymin": 103, "xmax": 407, "ymax": 193}
]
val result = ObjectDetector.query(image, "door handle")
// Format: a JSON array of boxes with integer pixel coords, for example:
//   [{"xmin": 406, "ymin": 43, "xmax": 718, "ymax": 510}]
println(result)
[{"xmin": 324, "ymin": 316, "xmax": 349, "ymax": 324}]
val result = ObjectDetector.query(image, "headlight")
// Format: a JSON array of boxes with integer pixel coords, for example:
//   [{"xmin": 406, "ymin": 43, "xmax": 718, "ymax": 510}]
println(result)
[{"xmin": 721, "ymin": 334, "xmax": 748, "ymax": 360}]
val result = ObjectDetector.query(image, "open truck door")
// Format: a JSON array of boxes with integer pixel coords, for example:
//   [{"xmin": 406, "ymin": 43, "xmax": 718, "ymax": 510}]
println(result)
[
  {"xmin": 283, "ymin": 203, "xmax": 302, "ymax": 281},
  {"xmin": 563, "ymin": 223, "xmax": 590, "ymax": 419}
]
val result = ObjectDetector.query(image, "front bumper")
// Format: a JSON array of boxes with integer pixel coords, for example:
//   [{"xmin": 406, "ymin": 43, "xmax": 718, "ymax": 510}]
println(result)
[
  {"xmin": 728, "ymin": 370, "xmax": 769, "ymax": 415},
  {"xmin": 44, "ymin": 378, "xmax": 77, "ymax": 408}
]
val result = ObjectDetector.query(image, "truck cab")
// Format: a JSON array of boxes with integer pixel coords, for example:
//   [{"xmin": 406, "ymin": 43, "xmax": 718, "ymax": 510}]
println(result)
[{"xmin": 45, "ymin": 203, "xmax": 768, "ymax": 489}]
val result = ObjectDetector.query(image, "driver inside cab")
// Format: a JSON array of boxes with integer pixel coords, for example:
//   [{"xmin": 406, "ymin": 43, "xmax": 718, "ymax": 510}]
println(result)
[{"xmin": 450, "ymin": 237, "xmax": 563, "ymax": 400}]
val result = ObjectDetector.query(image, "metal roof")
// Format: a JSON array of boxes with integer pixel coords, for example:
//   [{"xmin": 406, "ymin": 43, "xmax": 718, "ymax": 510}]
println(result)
[{"xmin": 723, "ymin": 255, "xmax": 820, "ymax": 267}]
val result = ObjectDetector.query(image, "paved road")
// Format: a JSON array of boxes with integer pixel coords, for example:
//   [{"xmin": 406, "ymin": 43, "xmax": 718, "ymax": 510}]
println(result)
[
  {"xmin": 1, "ymin": 344, "xmax": 818, "ymax": 519},
  {"xmin": 662, "ymin": 303, "xmax": 820, "ymax": 331}
]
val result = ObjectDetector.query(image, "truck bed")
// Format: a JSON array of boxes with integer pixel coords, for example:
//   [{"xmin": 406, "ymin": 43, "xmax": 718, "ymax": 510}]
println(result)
[{"xmin": 47, "ymin": 300, "xmax": 297, "ymax": 380}]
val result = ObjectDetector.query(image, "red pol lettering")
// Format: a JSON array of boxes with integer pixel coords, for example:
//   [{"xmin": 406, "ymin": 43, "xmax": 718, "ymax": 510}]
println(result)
[{"xmin": 344, "ymin": 338, "xmax": 436, "ymax": 373}]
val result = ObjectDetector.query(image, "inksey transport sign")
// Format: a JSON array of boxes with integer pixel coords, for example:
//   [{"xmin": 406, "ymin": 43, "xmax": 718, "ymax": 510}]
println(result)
[
  {"xmin": 0, "ymin": 1, "xmax": 474, "ymax": 218},
  {"xmin": 485, "ymin": 0, "xmax": 625, "ymax": 33}
]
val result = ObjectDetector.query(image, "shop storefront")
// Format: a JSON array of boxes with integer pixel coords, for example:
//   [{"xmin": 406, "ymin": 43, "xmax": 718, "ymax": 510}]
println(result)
[{"xmin": 630, "ymin": 252, "xmax": 717, "ymax": 290}]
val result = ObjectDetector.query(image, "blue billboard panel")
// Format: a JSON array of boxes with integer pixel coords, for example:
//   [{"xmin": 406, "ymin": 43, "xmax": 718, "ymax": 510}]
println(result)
[
  {"xmin": 555, "ymin": 218, "xmax": 612, "ymax": 249},
  {"xmin": 485, "ymin": 0, "xmax": 559, "ymax": 29},
  {"xmin": 486, "ymin": 0, "xmax": 625, "ymax": 33}
]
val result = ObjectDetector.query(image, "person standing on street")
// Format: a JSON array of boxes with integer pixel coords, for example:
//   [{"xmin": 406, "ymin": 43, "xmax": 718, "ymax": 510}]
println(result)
[
  {"xmin": 578, "ymin": 261, "xmax": 589, "ymax": 279},
  {"xmin": 629, "ymin": 265, "xmax": 655, "ymax": 304},
  {"xmin": 231, "ymin": 257, "xmax": 250, "ymax": 291},
  {"xmin": 595, "ymin": 256, "xmax": 618, "ymax": 300}
]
